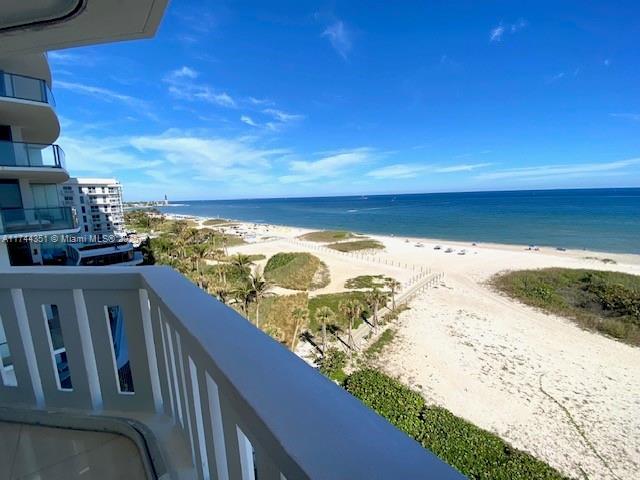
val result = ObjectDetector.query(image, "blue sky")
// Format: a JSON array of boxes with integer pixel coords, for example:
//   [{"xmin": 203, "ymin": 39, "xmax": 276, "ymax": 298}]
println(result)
[{"xmin": 50, "ymin": 0, "xmax": 640, "ymax": 201}]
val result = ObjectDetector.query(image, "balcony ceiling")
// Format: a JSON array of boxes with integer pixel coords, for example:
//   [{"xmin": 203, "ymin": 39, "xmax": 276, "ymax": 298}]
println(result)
[{"xmin": 0, "ymin": 0, "xmax": 169, "ymax": 55}]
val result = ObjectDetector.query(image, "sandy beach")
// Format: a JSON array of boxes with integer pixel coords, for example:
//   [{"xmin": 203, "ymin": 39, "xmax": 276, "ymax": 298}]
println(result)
[{"xmin": 167, "ymin": 214, "xmax": 640, "ymax": 479}]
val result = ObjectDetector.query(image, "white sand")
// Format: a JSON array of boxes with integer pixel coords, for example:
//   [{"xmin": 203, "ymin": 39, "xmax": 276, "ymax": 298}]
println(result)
[{"xmin": 170, "ymin": 214, "xmax": 640, "ymax": 479}]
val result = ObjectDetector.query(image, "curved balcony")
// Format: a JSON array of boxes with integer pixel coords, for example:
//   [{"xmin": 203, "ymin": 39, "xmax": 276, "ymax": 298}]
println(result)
[
  {"xmin": 0, "ymin": 71, "xmax": 54, "ymax": 105},
  {"xmin": 0, "ymin": 140, "xmax": 68, "ymax": 182},
  {"xmin": 0, "ymin": 71, "xmax": 59, "ymax": 144},
  {"xmin": 0, "ymin": 206, "xmax": 78, "ymax": 237}
]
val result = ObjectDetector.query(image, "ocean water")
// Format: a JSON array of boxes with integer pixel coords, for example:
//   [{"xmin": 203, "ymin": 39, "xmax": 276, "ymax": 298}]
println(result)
[{"xmin": 158, "ymin": 188, "xmax": 640, "ymax": 254}]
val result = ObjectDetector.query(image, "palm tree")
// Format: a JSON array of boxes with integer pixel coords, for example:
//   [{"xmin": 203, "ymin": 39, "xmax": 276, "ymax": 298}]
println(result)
[
  {"xmin": 291, "ymin": 307, "xmax": 308, "ymax": 351},
  {"xmin": 210, "ymin": 282, "xmax": 230, "ymax": 305},
  {"xmin": 231, "ymin": 253, "xmax": 253, "ymax": 275},
  {"xmin": 191, "ymin": 243, "xmax": 208, "ymax": 276},
  {"xmin": 339, "ymin": 299, "xmax": 363, "ymax": 355},
  {"xmin": 366, "ymin": 288, "xmax": 386, "ymax": 331},
  {"xmin": 314, "ymin": 306, "xmax": 335, "ymax": 355},
  {"xmin": 233, "ymin": 282, "xmax": 254, "ymax": 315},
  {"xmin": 248, "ymin": 267, "xmax": 273, "ymax": 328},
  {"xmin": 385, "ymin": 277, "xmax": 401, "ymax": 311}
]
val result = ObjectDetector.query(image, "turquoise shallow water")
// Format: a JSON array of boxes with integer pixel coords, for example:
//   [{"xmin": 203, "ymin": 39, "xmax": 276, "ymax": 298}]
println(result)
[{"xmin": 159, "ymin": 188, "xmax": 640, "ymax": 254}]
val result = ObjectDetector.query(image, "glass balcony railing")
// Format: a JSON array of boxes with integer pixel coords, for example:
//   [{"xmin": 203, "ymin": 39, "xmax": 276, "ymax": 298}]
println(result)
[
  {"xmin": 0, "ymin": 206, "xmax": 76, "ymax": 235},
  {"xmin": 0, "ymin": 71, "xmax": 55, "ymax": 106},
  {"xmin": 0, "ymin": 140, "xmax": 65, "ymax": 169}
]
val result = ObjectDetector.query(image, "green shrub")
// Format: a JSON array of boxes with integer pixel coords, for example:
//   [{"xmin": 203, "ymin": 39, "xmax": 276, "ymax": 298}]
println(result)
[
  {"xmin": 344, "ymin": 275, "xmax": 390, "ymax": 289},
  {"xmin": 492, "ymin": 268, "xmax": 640, "ymax": 346},
  {"xmin": 264, "ymin": 252, "xmax": 330, "ymax": 291},
  {"xmin": 318, "ymin": 348, "xmax": 348, "ymax": 382},
  {"xmin": 299, "ymin": 230, "xmax": 356, "ymax": 242},
  {"xmin": 344, "ymin": 369, "xmax": 426, "ymax": 438},
  {"xmin": 343, "ymin": 369, "xmax": 568, "ymax": 479},
  {"xmin": 327, "ymin": 240, "xmax": 384, "ymax": 252}
]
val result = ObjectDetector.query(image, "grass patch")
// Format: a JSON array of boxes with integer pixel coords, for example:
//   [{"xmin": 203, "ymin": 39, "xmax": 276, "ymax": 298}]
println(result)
[
  {"xmin": 247, "ymin": 293, "xmax": 308, "ymax": 348},
  {"xmin": 299, "ymin": 230, "xmax": 356, "ymax": 242},
  {"xmin": 491, "ymin": 268, "xmax": 640, "ymax": 346},
  {"xmin": 363, "ymin": 328, "xmax": 397, "ymax": 360},
  {"xmin": 327, "ymin": 240, "xmax": 384, "ymax": 252},
  {"xmin": 344, "ymin": 369, "xmax": 567, "ymax": 479},
  {"xmin": 308, "ymin": 291, "xmax": 370, "ymax": 333},
  {"xmin": 264, "ymin": 252, "xmax": 330, "ymax": 291},
  {"xmin": 344, "ymin": 274, "xmax": 391, "ymax": 289},
  {"xmin": 203, "ymin": 218, "xmax": 231, "ymax": 226}
]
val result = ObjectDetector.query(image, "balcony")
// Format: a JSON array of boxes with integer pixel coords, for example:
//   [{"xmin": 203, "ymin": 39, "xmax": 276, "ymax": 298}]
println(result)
[
  {"xmin": 0, "ymin": 71, "xmax": 55, "ymax": 105},
  {"xmin": 0, "ymin": 71, "xmax": 59, "ymax": 144},
  {"xmin": 0, "ymin": 267, "xmax": 462, "ymax": 479},
  {"xmin": 0, "ymin": 140, "xmax": 68, "ymax": 182},
  {"xmin": 0, "ymin": 206, "xmax": 78, "ymax": 237}
]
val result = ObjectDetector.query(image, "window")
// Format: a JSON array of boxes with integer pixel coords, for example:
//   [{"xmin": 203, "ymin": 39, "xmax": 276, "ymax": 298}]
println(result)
[
  {"xmin": 80, "ymin": 196, "xmax": 84, "ymax": 204},
  {"xmin": 84, "ymin": 225, "xmax": 88, "ymax": 232},
  {"xmin": 81, "ymin": 206, "xmax": 85, "ymax": 214},
  {"xmin": 82, "ymin": 216, "xmax": 87, "ymax": 223}
]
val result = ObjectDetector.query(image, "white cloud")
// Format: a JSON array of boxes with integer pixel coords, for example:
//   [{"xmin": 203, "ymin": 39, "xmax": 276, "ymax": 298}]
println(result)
[
  {"xmin": 280, "ymin": 148, "xmax": 372, "ymax": 183},
  {"xmin": 130, "ymin": 132, "xmax": 288, "ymax": 183},
  {"xmin": 367, "ymin": 162, "xmax": 492, "ymax": 179},
  {"xmin": 322, "ymin": 21, "xmax": 352, "ymax": 59},
  {"xmin": 240, "ymin": 115, "xmax": 258, "ymax": 127},
  {"xmin": 367, "ymin": 163, "xmax": 428, "ymax": 179},
  {"xmin": 475, "ymin": 158, "xmax": 640, "ymax": 181},
  {"xmin": 546, "ymin": 72, "xmax": 565, "ymax": 84},
  {"xmin": 262, "ymin": 108, "xmax": 304, "ymax": 123},
  {"xmin": 489, "ymin": 25, "xmax": 505, "ymax": 42},
  {"xmin": 490, "ymin": 19, "xmax": 527, "ymax": 42},
  {"xmin": 55, "ymin": 80, "xmax": 144, "ymax": 106},
  {"xmin": 435, "ymin": 163, "xmax": 493, "ymax": 173},
  {"xmin": 163, "ymin": 66, "xmax": 236, "ymax": 108}
]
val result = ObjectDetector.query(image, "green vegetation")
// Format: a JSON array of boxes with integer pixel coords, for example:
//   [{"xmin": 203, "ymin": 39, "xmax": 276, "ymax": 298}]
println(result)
[
  {"xmin": 308, "ymin": 291, "xmax": 370, "ymax": 333},
  {"xmin": 363, "ymin": 328, "xmax": 396, "ymax": 361},
  {"xmin": 203, "ymin": 218, "xmax": 231, "ymax": 226},
  {"xmin": 248, "ymin": 293, "xmax": 308, "ymax": 348},
  {"xmin": 299, "ymin": 230, "xmax": 356, "ymax": 242},
  {"xmin": 318, "ymin": 348, "xmax": 347, "ymax": 383},
  {"xmin": 327, "ymin": 239, "xmax": 384, "ymax": 252},
  {"xmin": 344, "ymin": 369, "xmax": 567, "ymax": 480},
  {"xmin": 264, "ymin": 252, "xmax": 330, "ymax": 291},
  {"xmin": 492, "ymin": 268, "xmax": 640, "ymax": 346},
  {"xmin": 344, "ymin": 274, "xmax": 391, "ymax": 289}
]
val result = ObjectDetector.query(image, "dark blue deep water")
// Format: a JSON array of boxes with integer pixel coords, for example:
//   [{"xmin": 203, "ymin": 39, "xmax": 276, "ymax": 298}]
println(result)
[{"xmin": 159, "ymin": 189, "xmax": 640, "ymax": 254}]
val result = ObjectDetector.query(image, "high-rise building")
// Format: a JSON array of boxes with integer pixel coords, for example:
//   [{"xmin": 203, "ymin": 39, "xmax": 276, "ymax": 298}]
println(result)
[
  {"xmin": 62, "ymin": 177, "xmax": 125, "ymax": 240},
  {"xmin": 0, "ymin": 53, "xmax": 78, "ymax": 266}
]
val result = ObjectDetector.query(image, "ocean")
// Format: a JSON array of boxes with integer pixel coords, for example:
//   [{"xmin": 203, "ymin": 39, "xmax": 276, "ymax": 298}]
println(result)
[{"xmin": 158, "ymin": 188, "xmax": 640, "ymax": 254}]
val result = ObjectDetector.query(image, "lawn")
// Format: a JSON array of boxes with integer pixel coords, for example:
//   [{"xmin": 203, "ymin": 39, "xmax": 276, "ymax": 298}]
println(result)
[
  {"xmin": 203, "ymin": 218, "xmax": 231, "ymax": 226},
  {"xmin": 327, "ymin": 239, "xmax": 384, "ymax": 252},
  {"xmin": 247, "ymin": 293, "xmax": 308, "ymax": 347},
  {"xmin": 491, "ymin": 268, "xmax": 640, "ymax": 346},
  {"xmin": 264, "ymin": 252, "xmax": 330, "ymax": 291},
  {"xmin": 299, "ymin": 230, "xmax": 356, "ymax": 242}
]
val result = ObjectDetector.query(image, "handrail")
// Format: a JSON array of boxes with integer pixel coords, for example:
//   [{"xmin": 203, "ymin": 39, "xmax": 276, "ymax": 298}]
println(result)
[
  {"xmin": 0, "ymin": 267, "xmax": 464, "ymax": 479},
  {"xmin": 0, "ymin": 140, "xmax": 65, "ymax": 169},
  {"xmin": 0, "ymin": 71, "xmax": 55, "ymax": 106}
]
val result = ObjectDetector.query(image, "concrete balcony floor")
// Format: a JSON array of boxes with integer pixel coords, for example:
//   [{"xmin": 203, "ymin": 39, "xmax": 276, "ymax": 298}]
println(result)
[{"xmin": 0, "ymin": 422, "xmax": 146, "ymax": 479}]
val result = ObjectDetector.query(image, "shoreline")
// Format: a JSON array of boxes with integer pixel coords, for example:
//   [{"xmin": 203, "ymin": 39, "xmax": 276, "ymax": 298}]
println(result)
[
  {"xmin": 161, "ymin": 212, "xmax": 640, "ymax": 264},
  {"xmin": 152, "ymin": 210, "xmax": 640, "ymax": 478}
]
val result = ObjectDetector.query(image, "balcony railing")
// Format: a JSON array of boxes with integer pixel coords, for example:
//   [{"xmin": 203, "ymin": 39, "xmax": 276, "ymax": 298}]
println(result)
[
  {"xmin": 0, "ymin": 206, "xmax": 77, "ymax": 235},
  {"xmin": 0, "ymin": 71, "xmax": 55, "ymax": 106},
  {"xmin": 0, "ymin": 267, "xmax": 463, "ymax": 479},
  {"xmin": 0, "ymin": 140, "xmax": 65, "ymax": 169}
]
